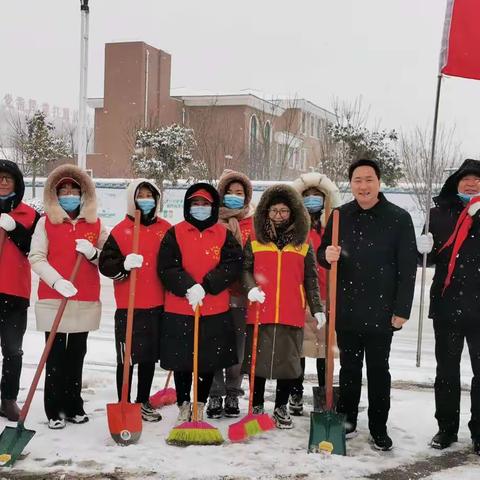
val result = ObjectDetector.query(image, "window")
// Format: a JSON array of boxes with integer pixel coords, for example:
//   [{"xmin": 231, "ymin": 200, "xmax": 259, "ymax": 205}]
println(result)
[
  {"xmin": 288, "ymin": 147, "xmax": 295, "ymax": 168},
  {"xmin": 249, "ymin": 115, "xmax": 258, "ymax": 158},
  {"xmin": 276, "ymin": 143, "xmax": 283, "ymax": 165},
  {"xmin": 301, "ymin": 112, "xmax": 306, "ymax": 134},
  {"xmin": 317, "ymin": 118, "xmax": 321, "ymax": 138},
  {"xmin": 310, "ymin": 116, "xmax": 315, "ymax": 137}
]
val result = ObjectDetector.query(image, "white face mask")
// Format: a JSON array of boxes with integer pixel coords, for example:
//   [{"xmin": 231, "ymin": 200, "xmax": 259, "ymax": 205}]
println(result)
[{"xmin": 190, "ymin": 205, "xmax": 212, "ymax": 221}]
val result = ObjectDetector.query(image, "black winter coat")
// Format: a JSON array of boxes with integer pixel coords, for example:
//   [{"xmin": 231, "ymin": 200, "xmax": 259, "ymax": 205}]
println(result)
[
  {"xmin": 157, "ymin": 183, "xmax": 244, "ymax": 372},
  {"xmin": 426, "ymin": 191, "xmax": 480, "ymax": 329},
  {"xmin": 318, "ymin": 193, "xmax": 417, "ymax": 333}
]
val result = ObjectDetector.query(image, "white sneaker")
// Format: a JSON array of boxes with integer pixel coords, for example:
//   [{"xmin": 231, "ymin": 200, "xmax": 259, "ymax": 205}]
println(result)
[
  {"xmin": 195, "ymin": 402, "xmax": 205, "ymax": 422},
  {"xmin": 66, "ymin": 414, "xmax": 89, "ymax": 424},
  {"xmin": 48, "ymin": 418, "xmax": 66, "ymax": 429},
  {"xmin": 176, "ymin": 401, "xmax": 191, "ymax": 424}
]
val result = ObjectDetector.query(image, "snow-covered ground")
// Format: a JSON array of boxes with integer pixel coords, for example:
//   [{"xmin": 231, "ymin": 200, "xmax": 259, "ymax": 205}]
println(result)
[{"xmin": 2, "ymin": 269, "xmax": 478, "ymax": 479}]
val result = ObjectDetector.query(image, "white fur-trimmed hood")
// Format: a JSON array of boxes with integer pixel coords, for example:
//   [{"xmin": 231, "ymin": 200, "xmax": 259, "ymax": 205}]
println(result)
[
  {"xmin": 291, "ymin": 172, "xmax": 342, "ymax": 226},
  {"xmin": 125, "ymin": 178, "xmax": 162, "ymax": 217},
  {"xmin": 43, "ymin": 164, "xmax": 97, "ymax": 224}
]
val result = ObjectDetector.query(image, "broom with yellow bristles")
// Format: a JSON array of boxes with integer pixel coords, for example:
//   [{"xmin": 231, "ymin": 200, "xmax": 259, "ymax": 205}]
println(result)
[{"xmin": 166, "ymin": 306, "xmax": 224, "ymax": 446}]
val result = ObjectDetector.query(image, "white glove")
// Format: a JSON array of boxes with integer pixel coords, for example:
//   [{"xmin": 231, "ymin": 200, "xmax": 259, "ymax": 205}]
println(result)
[
  {"xmin": 75, "ymin": 239, "xmax": 97, "ymax": 260},
  {"xmin": 186, "ymin": 283, "xmax": 206, "ymax": 310},
  {"xmin": 416, "ymin": 233, "xmax": 433, "ymax": 254},
  {"xmin": 53, "ymin": 278, "xmax": 78, "ymax": 298},
  {"xmin": 248, "ymin": 287, "xmax": 266, "ymax": 304},
  {"xmin": 0, "ymin": 213, "xmax": 15, "ymax": 232},
  {"xmin": 314, "ymin": 312, "xmax": 326, "ymax": 330},
  {"xmin": 124, "ymin": 253, "xmax": 143, "ymax": 271}
]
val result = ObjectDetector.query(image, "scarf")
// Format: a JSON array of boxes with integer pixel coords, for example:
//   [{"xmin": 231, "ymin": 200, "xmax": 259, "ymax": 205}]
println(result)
[
  {"xmin": 438, "ymin": 196, "xmax": 480, "ymax": 293},
  {"xmin": 218, "ymin": 203, "xmax": 253, "ymax": 244},
  {"xmin": 263, "ymin": 218, "xmax": 295, "ymax": 250}
]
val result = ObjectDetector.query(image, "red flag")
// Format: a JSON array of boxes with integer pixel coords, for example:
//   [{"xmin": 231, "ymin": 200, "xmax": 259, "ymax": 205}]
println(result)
[{"xmin": 440, "ymin": 0, "xmax": 480, "ymax": 80}]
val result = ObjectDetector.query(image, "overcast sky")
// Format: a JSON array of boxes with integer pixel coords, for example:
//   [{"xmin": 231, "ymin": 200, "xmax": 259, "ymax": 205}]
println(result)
[{"xmin": 1, "ymin": 0, "xmax": 479, "ymax": 158}]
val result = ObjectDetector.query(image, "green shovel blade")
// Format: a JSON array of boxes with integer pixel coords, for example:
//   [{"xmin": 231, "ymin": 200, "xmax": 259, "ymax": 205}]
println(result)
[
  {"xmin": 0, "ymin": 424, "xmax": 36, "ymax": 467},
  {"xmin": 308, "ymin": 410, "xmax": 346, "ymax": 456}
]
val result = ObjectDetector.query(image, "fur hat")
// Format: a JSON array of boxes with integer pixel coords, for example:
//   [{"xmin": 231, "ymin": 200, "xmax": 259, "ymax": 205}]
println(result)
[{"xmin": 43, "ymin": 164, "xmax": 97, "ymax": 224}]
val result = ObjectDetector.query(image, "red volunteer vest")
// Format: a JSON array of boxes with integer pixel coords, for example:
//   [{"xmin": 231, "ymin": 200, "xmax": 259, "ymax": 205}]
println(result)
[
  {"xmin": 239, "ymin": 216, "xmax": 254, "ymax": 247},
  {"xmin": 37, "ymin": 217, "xmax": 101, "ymax": 302},
  {"xmin": 111, "ymin": 216, "xmax": 171, "ymax": 309},
  {"xmin": 0, "ymin": 202, "xmax": 37, "ymax": 299},
  {"xmin": 309, "ymin": 228, "xmax": 327, "ymax": 302},
  {"xmin": 164, "ymin": 221, "xmax": 229, "ymax": 316},
  {"xmin": 229, "ymin": 216, "xmax": 253, "ymax": 298},
  {"xmin": 247, "ymin": 238, "xmax": 309, "ymax": 327}
]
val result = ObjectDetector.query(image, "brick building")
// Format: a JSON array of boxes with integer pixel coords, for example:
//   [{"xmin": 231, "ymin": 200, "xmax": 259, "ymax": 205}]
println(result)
[{"xmin": 87, "ymin": 41, "xmax": 335, "ymax": 179}]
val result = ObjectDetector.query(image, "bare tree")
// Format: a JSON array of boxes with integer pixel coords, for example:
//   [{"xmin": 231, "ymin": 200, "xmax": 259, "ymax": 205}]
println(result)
[
  {"xmin": 187, "ymin": 103, "xmax": 246, "ymax": 182},
  {"xmin": 401, "ymin": 125, "xmax": 462, "ymax": 215}
]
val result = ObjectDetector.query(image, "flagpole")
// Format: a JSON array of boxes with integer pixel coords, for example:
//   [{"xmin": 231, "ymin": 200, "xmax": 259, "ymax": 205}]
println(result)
[
  {"xmin": 77, "ymin": 0, "xmax": 90, "ymax": 171},
  {"xmin": 416, "ymin": 73, "xmax": 443, "ymax": 368}
]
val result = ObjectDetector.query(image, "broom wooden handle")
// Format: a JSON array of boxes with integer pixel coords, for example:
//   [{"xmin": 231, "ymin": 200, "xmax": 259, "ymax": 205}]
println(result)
[
  {"xmin": 163, "ymin": 370, "xmax": 173, "ymax": 390},
  {"xmin": 248, "ymin": 303, "xmax": 260, "ymax": 415},
  {"xmin": 326, "ymin": 209, "xmax": 339, "ymax": 411},
  {"xmin": 18, "ymin": 253, "xmax": 84, "ymax": 425},
  {"xmin": 0, "ymin": 229, "xmax": 7, "ymax": 256},
  {"xmin": 192, "ymin": 306, "xmax": 201, "ymax": 421},
  {"xmin": 121, "ymin": 209, "xmax": 141, "ymax": 404}
]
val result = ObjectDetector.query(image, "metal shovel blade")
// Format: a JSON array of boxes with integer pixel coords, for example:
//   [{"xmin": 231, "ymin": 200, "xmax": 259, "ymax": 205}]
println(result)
[
  {"xmin": 308, "ymin": 410, "xmax": 346, "ymax": 456},
  {"xmin": 106, "ymin": 402, "xmax": 142, "ymax": 446},
  {"xmin": 0, "ymin": 424, "xmax": 35, "ymax": 467},
  {"xmin": 312, "ymin": 386, "xmax": 340, "ymax": 412}
]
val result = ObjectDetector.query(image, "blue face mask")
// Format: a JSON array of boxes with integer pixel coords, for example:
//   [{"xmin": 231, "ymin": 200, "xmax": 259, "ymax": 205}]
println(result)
[
  {"xmin": 0, "ymin": 192, "xmax": 15, "ymax": 201},
  {"xmin": 223, "ymin": 194, "xmax": 245, "ymax": 209},
  {"xmin": 457, "ymin": 192, "xmax": 480, "ymax": 203},
  {"xmin": 137, "ymin": 198, "xmax": 155, "ymax": 215},
  {"xmin": 58, "ymin": 195, "xmax": 81, "ymax": 212},
  {"xmin": 190, "ymin": 205, "xmax": 212, "ymax": 221},
  {"xmin": 303, "ymin": 195, "xmax": 324, "ymax": 213}
]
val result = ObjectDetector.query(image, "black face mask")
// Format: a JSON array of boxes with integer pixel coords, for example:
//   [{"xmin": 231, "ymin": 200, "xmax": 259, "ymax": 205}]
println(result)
[
  {"xmin": 0, "ymin": 193, "xmax": 16, "ymax": 214},
  {"xmin": 273, "ymin": 220, "xmax": 290, "ymax": 231}
]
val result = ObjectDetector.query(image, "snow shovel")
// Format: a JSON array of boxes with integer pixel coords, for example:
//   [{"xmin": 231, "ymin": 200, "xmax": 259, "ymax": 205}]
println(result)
[
  {"xmin": 107, "ymin": 209, "xmax": 142, "ymax": 446},
  {"xmin": 308, "ymin": 209, "xmax": 346, "ymax": 456},
  {"xmin": 0, "ymin": 253, "xmax": 84, "ymax": 467}
]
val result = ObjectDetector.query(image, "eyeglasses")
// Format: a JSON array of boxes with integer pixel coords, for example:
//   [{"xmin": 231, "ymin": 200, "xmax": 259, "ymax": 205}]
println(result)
[
  {"xmin": 269, "ymin": 208, "xmax": 290, "ymax": 217},
  {"xmin": 0, "ymin": 176, "xmax": 14, "ymax": 184}
]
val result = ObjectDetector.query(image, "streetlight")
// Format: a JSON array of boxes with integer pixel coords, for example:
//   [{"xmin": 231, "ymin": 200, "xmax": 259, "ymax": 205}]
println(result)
[{"xmin": 77, "ymin": 0, "xmax": 90, "ymax": 170}]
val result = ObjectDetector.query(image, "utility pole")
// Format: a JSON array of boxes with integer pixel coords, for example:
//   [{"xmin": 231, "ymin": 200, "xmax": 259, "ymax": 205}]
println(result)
[{"xmin": 77, "ymin": 0, "xmax": 90, "ymax": 170}]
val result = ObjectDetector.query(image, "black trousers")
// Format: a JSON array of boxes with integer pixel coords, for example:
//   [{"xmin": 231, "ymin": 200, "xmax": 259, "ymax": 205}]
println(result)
[
  {"xmin": 290, "ymin": 357, "xmax": 326, "ymax": 396},
  {"xmin": 252, "ymin": 376, "xmax": 293, "ymax": 408},
  {"xmin": 44, "ymin": 332, "xmax": 88, "ymax": 420},
  {"xmin": 116, "ymin": 362, "xmax": 155, "ymax": 404},
  {"xmin": 0, "ymin": 308, "xmax": 27, "ymax": 400},
  {"xmin": 434, "ymin": 323, "xmax": 480, "ymax": 437},
  {"xmin": 174, "ymin": 371, "xmax": 214, "ymax": 406},
  {"xmin": 336, "ymin": 330, "xmax": 393, "ymax": 434}
]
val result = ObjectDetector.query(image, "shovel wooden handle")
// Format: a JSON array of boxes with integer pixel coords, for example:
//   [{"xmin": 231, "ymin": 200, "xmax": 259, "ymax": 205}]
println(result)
[
  {"xmin": 192, "ymin": 306, "xmax": 201, "ymax": 421},
  {"xmin": 18, "ymin": 253, "xmax": 84, "ymax": 425},
  {"xmin": 120, "ymin": 209, "xmax": 141, "ymax": 404},
  {"xmin": 326, "ymin": 209, "xmax": 339, "ymax": 411}
]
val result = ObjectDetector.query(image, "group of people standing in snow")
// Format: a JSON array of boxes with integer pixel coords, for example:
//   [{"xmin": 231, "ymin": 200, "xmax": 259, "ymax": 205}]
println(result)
[{"xmin": 0, "ymin": 155, "xmax": 478, "ymax": 455}]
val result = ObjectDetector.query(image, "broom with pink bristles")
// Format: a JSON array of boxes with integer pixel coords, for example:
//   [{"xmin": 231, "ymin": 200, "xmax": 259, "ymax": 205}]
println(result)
[
  {"xmin": 149, "ymin": 371, "xmax": 176, "ymax": 408},
  {"xmin": 228, "ymin": 303, "xmax": 275, "ymax": 442}
]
